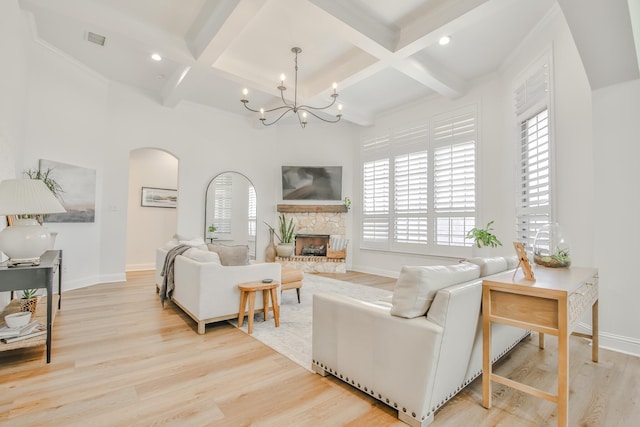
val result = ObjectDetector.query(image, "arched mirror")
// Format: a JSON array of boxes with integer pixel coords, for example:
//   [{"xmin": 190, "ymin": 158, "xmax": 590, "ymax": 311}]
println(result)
[{"xmin": 205, "ymin": 172, "xmax": 257, "ymax": 260}]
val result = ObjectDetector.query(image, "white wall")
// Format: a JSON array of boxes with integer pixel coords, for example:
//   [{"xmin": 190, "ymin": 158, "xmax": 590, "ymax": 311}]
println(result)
[
  {"xmin": 593, "ymin": 78, "xmax": 640, "ymax": 355},
  {"xmin": 0, "ymin": 0, "xmax": 29, "ymax": 309},
  {"xmin": 126, "ymin": 148, "xmax": 178, "ymax": 271}
]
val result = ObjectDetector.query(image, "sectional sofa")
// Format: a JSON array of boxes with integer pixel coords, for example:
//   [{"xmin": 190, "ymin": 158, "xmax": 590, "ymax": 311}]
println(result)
[{"xmin": 311, "ymin": 256, "xmax": 530, "ymax": 426}]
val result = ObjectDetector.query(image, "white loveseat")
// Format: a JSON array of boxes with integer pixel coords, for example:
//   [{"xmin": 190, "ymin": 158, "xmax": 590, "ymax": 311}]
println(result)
[
  {"xmin": 312, "ymin": 256, "xmax": 529, "ymax": 427},
  {"xmin": 156, "ymin": 243, "xmax": 281, "ymax": 334}
]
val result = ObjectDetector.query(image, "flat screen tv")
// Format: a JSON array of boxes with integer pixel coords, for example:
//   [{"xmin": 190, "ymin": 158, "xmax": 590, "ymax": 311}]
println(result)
[{"xmin": 281, "ymin": 166, "xmax": 342, "ymax": 201}]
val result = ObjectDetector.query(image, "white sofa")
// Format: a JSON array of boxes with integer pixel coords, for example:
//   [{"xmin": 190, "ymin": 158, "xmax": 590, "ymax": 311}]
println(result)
[
  {"xmin": 311, "ymin": 257, "xmax": 530, "ymax": 427},
  {"xmin": 156, "ymin": 244, "xmax": 281, "ymax": 334}
]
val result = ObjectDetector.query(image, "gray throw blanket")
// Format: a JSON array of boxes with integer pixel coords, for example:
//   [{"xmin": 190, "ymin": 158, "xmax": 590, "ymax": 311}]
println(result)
[{"xmin": 160, "ymin": 244, "xmax": 191, "ymax": 306}]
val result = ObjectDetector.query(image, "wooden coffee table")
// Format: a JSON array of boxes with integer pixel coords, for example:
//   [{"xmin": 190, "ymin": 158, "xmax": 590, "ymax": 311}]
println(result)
[{"xmin": 237, "ymin": 281, "xmax": 280, "ymax": 334}]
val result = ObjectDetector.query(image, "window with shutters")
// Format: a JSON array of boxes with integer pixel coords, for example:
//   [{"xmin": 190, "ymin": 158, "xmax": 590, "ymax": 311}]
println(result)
[
  {"xmin": 212, "ymin": 174, "xmax": 233, "ymax": 234},
  {"xmin": 361, "ymin": 106, "xmax": 477, "ymax": 255},
  {"xmin": 248, "ymin": 185, "xmax": 256, "ymax": 239},
  {"xmin": 514, "ymin": 54, "xmax": 553, "ymax": 249}
]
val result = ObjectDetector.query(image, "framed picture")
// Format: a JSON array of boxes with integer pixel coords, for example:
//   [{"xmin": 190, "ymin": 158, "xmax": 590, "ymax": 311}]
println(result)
[{"xmin": 141, "ymin": 187, "xmax": 177, "ymax": 208}]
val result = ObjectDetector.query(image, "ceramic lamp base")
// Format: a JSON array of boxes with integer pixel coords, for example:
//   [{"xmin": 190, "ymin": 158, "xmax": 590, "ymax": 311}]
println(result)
[{"xmin": 0, "ymin": 218, "xmax": 50, "ymax": 263}]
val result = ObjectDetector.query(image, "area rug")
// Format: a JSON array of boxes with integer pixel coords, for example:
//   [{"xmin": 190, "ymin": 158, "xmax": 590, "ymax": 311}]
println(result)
[{"xmin": 229, "ymin": 274, "xmax": 393, "ymax": 372}]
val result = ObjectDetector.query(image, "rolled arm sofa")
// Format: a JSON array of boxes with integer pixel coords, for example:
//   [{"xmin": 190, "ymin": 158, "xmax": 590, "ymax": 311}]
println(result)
[
  {"xmin": 312, "ymin": 256, "xmax": 530, "ymax": 427},
  {"xmin": 156, "ymin": 241, "xmax": 281, "ymax": 334}
]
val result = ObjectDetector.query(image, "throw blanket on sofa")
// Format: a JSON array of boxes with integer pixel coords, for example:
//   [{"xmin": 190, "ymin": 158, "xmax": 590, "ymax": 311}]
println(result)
[{"xmin": 160, "ymin": 244, "xmax": 191, "ymax": 306}]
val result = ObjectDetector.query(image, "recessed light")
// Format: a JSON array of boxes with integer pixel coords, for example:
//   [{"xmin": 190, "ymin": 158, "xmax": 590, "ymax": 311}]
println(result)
[
  {"xmin": 151, "ymin": 53, "xmax": 162, "ymax": 61},
  {"xmin": 438, "ymin": 36, "xmax": 451, "ymax": 46}
]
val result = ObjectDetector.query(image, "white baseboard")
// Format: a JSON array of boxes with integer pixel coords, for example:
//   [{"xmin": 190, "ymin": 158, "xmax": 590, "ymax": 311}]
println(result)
[
  {"xmin": 62, "ymin": 273, "xmax": 127, "ymax": 292},
  {"xmin": 574, "ymin": 322, "xmax": 640, "ymax": 357},
  {"xmin": 125, "ymin": 263, "xmax": 155, "ymax": 272}
]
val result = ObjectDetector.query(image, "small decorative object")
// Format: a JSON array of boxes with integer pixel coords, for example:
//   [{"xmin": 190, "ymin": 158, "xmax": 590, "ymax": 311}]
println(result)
[
  {"xmin": 208, "ymin": 224, "xmax": 217, "ymax": 233},
  {"xmin": 20, "ymin": 289, "xmax": 39, "ymax": 314},
  {"xmin": 513, "ymin": 242, "xmax": 535, "ymax": 281},
  {"xmin": 4, "ymin": 311, "xmax": 32, "ymax": 328},
  {"xmin": 343, "ymin": 196, "xmax": 351, "ymax": 211},
  {"xmin": 264, "ymin": 223, "xmax": 277, "ymax": 262},
  {"xmin": 533, "ymin": 223, "xmax": 571, "ymax": 268},
  {"xmin": 261, "ymin": 278, "xmax": 273, "ymax": 284}
]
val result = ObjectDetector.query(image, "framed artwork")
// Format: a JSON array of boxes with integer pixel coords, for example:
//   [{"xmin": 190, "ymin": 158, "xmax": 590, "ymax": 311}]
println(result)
[
  {"xmin": 39, "ymin": 159, "xmax": 97, "ymax": 223},
  {"xmin": 141, "ymin": 187, "xmax": 177, "ymax": 208}
]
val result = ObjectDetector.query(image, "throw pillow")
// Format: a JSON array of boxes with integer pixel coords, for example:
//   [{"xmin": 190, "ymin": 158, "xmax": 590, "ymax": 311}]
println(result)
[
  {"xmin": 466, "ymin": 257, "xmax": 508, "ymax": 277},
  {"xmin": 390, "ymin": 263, "xmax": 481, "ymax": 319},
  {"xmin": 207, "ymin": 244, "xmax": 250, "ymax": 266},
  {"xmin": 180, "ymin": 237, "xmax": 207, "ymax": 250},
  {"xmin": 183, "ymin": 248, "xmax": 222, "ymax": 265}
]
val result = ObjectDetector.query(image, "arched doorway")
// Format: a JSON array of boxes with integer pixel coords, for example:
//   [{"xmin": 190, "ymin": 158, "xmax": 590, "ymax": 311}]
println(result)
[{"xmin": 125, "ymin": 148, "xmax": 178, "ymax": 271}]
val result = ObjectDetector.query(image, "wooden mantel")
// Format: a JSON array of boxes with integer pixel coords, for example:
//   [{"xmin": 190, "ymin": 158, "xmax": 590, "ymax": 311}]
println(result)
[{"xmin": 277, "ymin": 204, "xmax": 348, "ymax": 213}]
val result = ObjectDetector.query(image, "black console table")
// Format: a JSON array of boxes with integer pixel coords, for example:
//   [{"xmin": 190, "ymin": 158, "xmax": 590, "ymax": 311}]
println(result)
[{"xmin": 0, "ymin": 250, "xmax": 62, "ymax": 363}]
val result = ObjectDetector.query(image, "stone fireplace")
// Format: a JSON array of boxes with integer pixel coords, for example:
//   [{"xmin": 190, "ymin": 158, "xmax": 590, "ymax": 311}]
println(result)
[{"xmin": 275, "ymin": 204, "xmax": 348, "ymax": 273}]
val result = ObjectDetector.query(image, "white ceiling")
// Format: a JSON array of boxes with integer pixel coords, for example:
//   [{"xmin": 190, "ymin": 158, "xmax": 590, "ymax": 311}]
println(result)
[{"xmin": 19, "ymin": 0, "xmax": 563, "ymax": 127}]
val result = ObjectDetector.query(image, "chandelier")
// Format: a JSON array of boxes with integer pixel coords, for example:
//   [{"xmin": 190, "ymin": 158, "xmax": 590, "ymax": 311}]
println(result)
[{"xmin": 241, "ymin": 47, "xmax": 343, "ymax": 128}]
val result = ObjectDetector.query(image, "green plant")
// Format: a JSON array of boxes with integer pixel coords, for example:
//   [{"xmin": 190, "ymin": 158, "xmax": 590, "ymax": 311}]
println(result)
[
  {"xmin": 466, "ymin": 220, "xmax": 503, "ymax": 248},
  {"xmin": 208, "ymin": 224, "xmax": 217, "ymax": 233},
  {"xmin": 343, "ymin": 196, "xmax": 351, "ymax": 210},
  {"xmin": 278, "ymin": 214, "xmax": 295, "ymax": 244},
  {"xmin": 21, "ymin": 289, "xmax": 38, "ymax": 299}
]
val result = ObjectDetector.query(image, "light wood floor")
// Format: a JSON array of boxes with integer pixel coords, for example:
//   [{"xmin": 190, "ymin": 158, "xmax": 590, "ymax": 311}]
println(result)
[{"xmin": 1, "ymin": 270, "xmax": 638, "ymax": 426}]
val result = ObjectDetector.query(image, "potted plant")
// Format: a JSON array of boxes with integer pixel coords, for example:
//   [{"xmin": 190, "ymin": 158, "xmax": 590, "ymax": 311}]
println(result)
[
  {"xmin": 20, "ymin": 289, "xmax": 39, "ymax": 314},
  {"xmin": 466, "ymin": 220, "xmax": 502, "ymax": 256},
  {"xmin": 208, "ymin": 224, "xmax": 217, "ymax": 234},
  {"xmin": 275, "ymin": 214, "xmax": 295, "ymax": 258}
]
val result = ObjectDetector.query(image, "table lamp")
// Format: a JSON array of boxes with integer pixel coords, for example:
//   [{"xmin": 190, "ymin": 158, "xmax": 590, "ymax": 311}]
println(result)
[{"xmin": 0, "ymin": 179, "xmax": 66, "ymax": 266}]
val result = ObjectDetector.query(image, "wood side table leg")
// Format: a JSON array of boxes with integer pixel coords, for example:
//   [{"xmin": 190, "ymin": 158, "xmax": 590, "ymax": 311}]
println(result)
[
  {"xmin": 247, "ymin": 291, "xmax": 256, "ymax": 334},
  {"xmin": 238, "ymin": 290, "xmax": 247, "ymax": 328},
  {"xmin": 558, "ymin": 307, "xmax": 569, "ymax": 427},
  {"xmin": 262, "ymin": 289, "xmax": 270, "ymax": 322},
  {"xmin": 539, "ymin": 332, "xmax": 545, "ymax": 349},
  {"xmin": 270, "ymin": 287, "xmax": 280, "ymax": 327},
  {"xmin": 592, "ymin": 299, "xmax": 599, "ymax": 362},
  {"xmin": 482, "ymin": 289, "xmax": 492, "ymax": 409}
]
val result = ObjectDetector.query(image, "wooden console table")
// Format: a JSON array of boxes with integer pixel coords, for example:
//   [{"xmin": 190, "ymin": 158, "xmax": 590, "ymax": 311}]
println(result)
[
  {"xmin": 482, "ymin": 266, "xmax": 598, "ymax": 427},
  {"xmin": 0, "ymin": 250, "xmax": 62, "ymax": 363}
]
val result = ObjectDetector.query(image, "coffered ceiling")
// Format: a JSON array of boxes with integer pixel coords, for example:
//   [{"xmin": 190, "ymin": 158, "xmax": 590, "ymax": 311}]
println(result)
[{"xmin": 19, "ymin": 0, "xmax": 561, "ymax": 127}]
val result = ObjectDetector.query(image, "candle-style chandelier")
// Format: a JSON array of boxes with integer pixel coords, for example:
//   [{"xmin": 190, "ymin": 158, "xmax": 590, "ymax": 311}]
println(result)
[{"xmin": 241, "ymin": 47, "xmax": 343, "ymax": 128}]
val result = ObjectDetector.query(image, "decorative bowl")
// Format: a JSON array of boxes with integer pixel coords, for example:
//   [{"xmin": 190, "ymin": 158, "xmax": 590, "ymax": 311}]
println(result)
[{"xmin": 5, "ymin": 311, "xmax": 32, "ymax": 328}]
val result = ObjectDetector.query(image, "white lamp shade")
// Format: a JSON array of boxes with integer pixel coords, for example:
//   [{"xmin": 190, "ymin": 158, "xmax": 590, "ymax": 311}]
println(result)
[{"xmin": 0, "ymin": 179, "xmax": 66, "ymax": 215}]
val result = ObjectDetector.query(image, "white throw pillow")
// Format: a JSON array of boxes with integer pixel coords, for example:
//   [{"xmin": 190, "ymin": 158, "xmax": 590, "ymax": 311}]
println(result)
[
  {"xmin": 183, "ymin": 248, "xmax": 222, "ymax": 265},
  {"xmin": 390, "ymin": 263, "xmax": 481, "ymax": 319},
  {"xmin": 466, "ymin": 257, "xmax": 508, "ymax": 277}
]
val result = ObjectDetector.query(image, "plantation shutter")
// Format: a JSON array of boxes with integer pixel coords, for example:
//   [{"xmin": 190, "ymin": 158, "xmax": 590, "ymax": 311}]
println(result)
[
  {"xmin": 432, "ymin": 109, "xmax": 476, "ymax": 246},
  {"xmin": 514, "ymin": 54, "xmax": 552, "ymax": 249},
  {"xmin": 213, "ymin": 174, "xmax": 233, "ymax": 234},
  {"xmin": 394, "ymin": 151, "xmax": 428, "ymax": 243},
  {"xmin": 248, "ymin": 185, "xmax": 256, "ymax": 238},
  {"xmin": 362, "ymin": 158, "xmax": 390, "ymax": 242},
  {"xmin": 516, "ymin": 108, "xmax": 550, "ymax": 248}
]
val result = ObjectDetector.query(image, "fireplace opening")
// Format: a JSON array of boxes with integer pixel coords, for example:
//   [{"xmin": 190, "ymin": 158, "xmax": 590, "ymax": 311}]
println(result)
[{"xmin": 295, "ymin": 234, "xmax": 330, "ymax": 257}]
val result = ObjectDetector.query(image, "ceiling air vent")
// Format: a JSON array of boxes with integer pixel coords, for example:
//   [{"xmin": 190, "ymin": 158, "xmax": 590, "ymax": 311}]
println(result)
[{"xmin": 87, "ymin": 32, "xmax": 106, "ymax": 46}]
